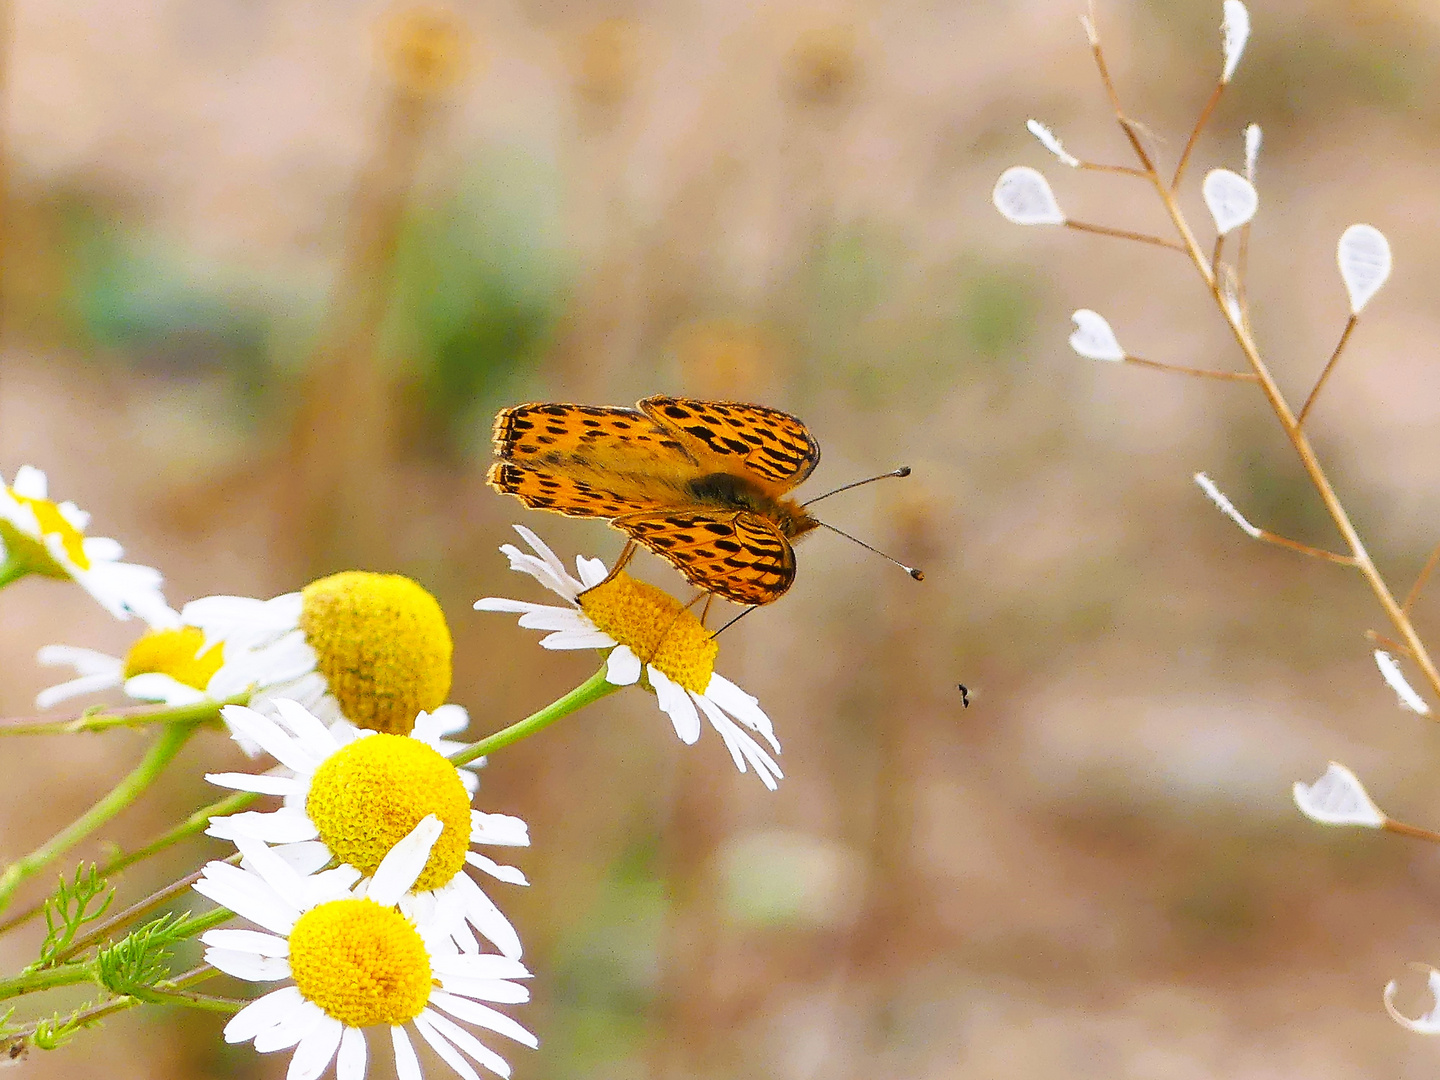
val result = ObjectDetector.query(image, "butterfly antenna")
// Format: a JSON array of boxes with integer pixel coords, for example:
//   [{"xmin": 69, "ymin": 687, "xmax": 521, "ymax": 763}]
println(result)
[
  {"xmin": 711, "ymin": 605, "xmax": 759, "ymax": 638},
  {"xmin": 817, "ymin": 521, "xmax": 924, "ymax": 581},
  {"xmin": 802, "ymin": 466, "xmax": 911, "ymax": 508}
]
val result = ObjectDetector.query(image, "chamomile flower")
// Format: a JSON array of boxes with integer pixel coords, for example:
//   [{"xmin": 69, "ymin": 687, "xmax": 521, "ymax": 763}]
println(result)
[
  {"xmin": 182, "ymin": 571, "xmax": 479, "ymax": 775},
  {"xmin": 195, "ymin": 819, "xmax": 536, "ymax": 1080},
  {"xmin": 206, "ymin": 700, "xmax": 528, "ymax": 958},
  {"xmin": 34, "ymin": 609, "xmax": 228, "ymax": 709},
  {"xmin": 0, "ymin": 465, "xmax": 169, "ymax": 622},
  {"xmin": 474, "ymin": 526, "xmax": 783, "ymax": 790}
]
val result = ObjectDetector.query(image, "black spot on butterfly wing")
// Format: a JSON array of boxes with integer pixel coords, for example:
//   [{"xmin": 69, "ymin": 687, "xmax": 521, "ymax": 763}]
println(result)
[{"xmin": 612, "ymin": 509, "xmax": 796, "ymax": 605}]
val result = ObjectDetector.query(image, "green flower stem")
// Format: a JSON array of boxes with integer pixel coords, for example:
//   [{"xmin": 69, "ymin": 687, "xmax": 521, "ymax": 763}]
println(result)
[
  {"xmin": 0, "ymin": 557, "xmax": 27, "ymax": 591},
  {"xmin": 0, "ymin": 720, "xmax": 203, "ymax": 915},
  {"xmin": 0, "ymin": 694, "xmax": 245, "ymax": 737},
  {"xmin": 0, "ymin": 962, "xmax": 94, "ymax": 1001},
  {"xmin": 167, "ymin": 903, "xmax": 237, "ymax": 941},
  {"xmin": 450, "ymin": 663, "xmax": 619, "ymax": 767}
]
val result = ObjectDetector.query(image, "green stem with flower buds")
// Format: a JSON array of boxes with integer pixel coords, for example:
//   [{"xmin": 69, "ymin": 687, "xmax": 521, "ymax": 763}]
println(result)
[
  {"xmin": 0, "ymin": 720, "xmax": 203, "ymax": 914},
  {"xmin": 450, "ymin": 664, "xmax": 618, "ymax": 767}
]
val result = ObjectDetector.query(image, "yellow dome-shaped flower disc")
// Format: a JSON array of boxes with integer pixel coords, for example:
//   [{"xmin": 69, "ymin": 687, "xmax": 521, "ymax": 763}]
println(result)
[
  {"xmin": 306, "ymin": 733, "xmax": 471, "ymax": 893},
  {"xmin": 299, "ymin": 571, "xmax": 453, "ymax": 735},
  {"xmin": 577, "ymin": 572, "xmax": 717, "ymax": 694},
  {"xmin": 289, "ymin": 898, "xmax": 432, "ymax": 1027},
  {"xmin": 122, "ymin": 627, "xmax": 224, "ymax": 690}
]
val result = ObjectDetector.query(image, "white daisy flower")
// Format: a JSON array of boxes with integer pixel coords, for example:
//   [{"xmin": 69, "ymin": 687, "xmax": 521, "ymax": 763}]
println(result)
[
  {"xmin": 474, "ymin": 526, "xmax": 784, "ymax": 790},
  {"xmin": 182, "ymin": 571, "xmax": 481, "ymax": 780},
  {"xmin": 0, "ymin": 465, "xmax": 169, "ymax": 622},
  {"xmin": 205, "ymin": 700, "xmax": 528, "ymax": 958},
  {"xmin": 33, "ymin": 608, "xmax": 230, "ymax": 709},
  {"xmin": 195, "ymin": 818, "xmax": 536, "ymax": 1080}
]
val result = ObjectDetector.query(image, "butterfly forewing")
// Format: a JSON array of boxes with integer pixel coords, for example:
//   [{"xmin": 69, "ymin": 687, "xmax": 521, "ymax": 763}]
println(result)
[
  {"xmin": 639, "ymin": 397, "xmax": 820, "ymax": 493},
  {"xmin": 487, "ymin": 462, "xmax": 670, "ymax": 519},
  {"xmin": 493, "ymin": 403, "xmax": 699, "ymax": 475},
  {"xmin": 613, "ymin": 510, "xmax": 796, "ymax": 606}
]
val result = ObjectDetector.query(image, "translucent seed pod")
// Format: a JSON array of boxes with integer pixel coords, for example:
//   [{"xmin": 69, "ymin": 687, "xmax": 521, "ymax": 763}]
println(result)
[
  {"xmin": 1067, "ymin": 310, "xmax": 1124, "ymax": 362},
  {"xmin": 992, "ymin": 166, "xmax": 1065, "ymax": 226},
  {"xmin": 1292, "ymin": 762, "xmax": 1384, "ymax": 828},
  {"xmin": 1202, "ymin": 169, "xmax": 1258, "ymax": 235},
  {"xmin": 1337, "ymin": 224, "xmax": 1392, "ymax": 315}
]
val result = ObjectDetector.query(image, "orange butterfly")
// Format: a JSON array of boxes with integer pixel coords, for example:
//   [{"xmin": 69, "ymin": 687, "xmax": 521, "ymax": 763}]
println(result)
[{"xmin": 487, "ymin": 397, "xmax": 824, "ymax": 605}]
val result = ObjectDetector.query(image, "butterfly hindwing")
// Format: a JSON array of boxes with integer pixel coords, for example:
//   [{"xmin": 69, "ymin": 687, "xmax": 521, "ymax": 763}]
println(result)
[
  {"xmin": 487, "ymin": 462, "xmax": 669, "ymax": 519},
  {"xmin": 612, "ymin": 509, "xmax": 796, "ymax": 606},
  {"xmin": 639, "ymin": 397, "xmax": 820, "ymax": 492}
]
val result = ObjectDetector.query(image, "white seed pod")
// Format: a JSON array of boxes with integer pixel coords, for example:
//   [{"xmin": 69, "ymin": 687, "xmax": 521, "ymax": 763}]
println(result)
[
  {"xmin": 1193, "ymin": 472, "xmax": 1261, "ymax": 539},
  {"xmin": 1221, "ymin": 0, "xmax": 1250, "ymax": 83},
  {"xmin": 1025, "ymin": 120, "xmax": 1080, "ymax": 168},
  {"xmin": 1292, "ymin": 762, "xmax": 1384, "ymax": 828},
  {"xmin": 1386, "ymin": 969, "xmax": 1440, "ymax": 1036},
  {"xmin": 1202, "ymin": 169, "xmax": 1258, "ymax": 235},
  {"xmin": 1375, "ymin": 649, "xmax": 1429, "ymax": 715},
  {"xmin": 1243, "ymin": 123, "xmax": 1262, "ymax": 182},
  {"xmin": 992, "ymin": 166, "xmax": 1065, "ymax": 226},
  {"xmin": 1067, "ymin": 310, "xmax": 1124, "ymax": 361},
  {"xmin": 1337, "ymin": 224, "xmax": 1392, "ymax": 315}
]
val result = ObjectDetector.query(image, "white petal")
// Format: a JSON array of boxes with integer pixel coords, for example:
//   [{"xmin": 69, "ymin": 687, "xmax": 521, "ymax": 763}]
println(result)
[
  {"xmin": 12, "ymin": 465, "xmax": 47, "ymax": 499},
  {"xmin": 1068, "ymin": 309, "xmax": 1125, "ymax": 362},
  {"xmin": 202, "ymin": 929, "xmax": 291, "ymax": 956},
  {"xmin": 205, "ymin": 771, "xmax": 304, "ymax": 796},
  {"xmin": 203, "ymin": 947, "xmax": 293, "ymax": 982},
  {"xmin": 454, "ymin": 874, "xmax": 523, "ymax": 958},
  {"xmin": 254, "ymin": 999, "xmax": 326, "ymax": 1052},
  {"xmin": 288, "ymin": 1015, "xmax": 344, "ymax": 1080},
  {"xmin": 225, "ymin": 986, "xmax": 303, "ymax": 1044},
  {"xmin": 1202, "ymin": 169, "xmax": 1257, "ymax": 235},
  {"xmin": 123, "ymin": 673, "xmax": 206, "ymax": 705},
  {"xmin": 1338, "ymin": 224, "xmax": 1392, "ymax": 315},
  {"xmin": 370, "ymin": 815, "xmax": 444, "ymax": 906},
  {"xmin": 1375, "ymin": 650, "xmax": 1430, "ymax": 715},
  {"xmin": 392, "ymin": 1026, "xmax": 423, "ymax": 1080},
  {"xmin": 470, "ymin": 812, "xmax": 529, "ymax": 848},
  {"xmin": 416, "ymin": 704, "xmax": 470, "ymax": 739},
  {"xmin": 703, "ymin": 674, "xmax": 779, "ymax": 751},
  {"xmin": 539, "ymin": 629, "xmax": 616, "ymax": 650},
  {"xmin": 432, "ymin": 954, "xmax": 531, "ymax": 982},
  {"xmin": 516, "ymin": 609, "xmax": 593, "ymax": 633},
  {"xmin": 649, "ymin": 667, "xmax": 700, "ymax": 744},
  {"xmin": 1221, "ymin": 0, "xmax": 1250, "ymax": 83},
  {"xmin": 207, "ymin": 808, "xmax": 320, "ymax": 845},
  {"xmin": 1293, "ymin": 762, "xmax": 1385, "ymax": 828},
  {"xmin": 1386, "ymin": 968, "xmax": 1440, "ymax": 1035},
  {"xmin": 430, "ymin": 992, "xmax": 538, "ymax": 1049},
  {"xmin": 36, "ymin": 644, "xmax": 123, "ymax": 677},
  {"xmin": 221, "ymin": 705, "xmax": 324, "ymax": 774},
  {"xmin": 413, "ymin": 1011, "xmax": 485, "ymax": 1080},
  {"xmin": 272, "ymin": 840, "xmax": 337, "ymax": 876},
  {"xmin": 422, "ymin": 1008, "xmax": 518, "ymax": 1076},
  {"xmin": 1025, "ymin": 119, "xmax": 1080, "ymax": 168},
  {"xmin": 1243, "ymin": 123, "xmax": 1262, "ymax": 182},
  {"xmin": 605, "ymin": 645, "xmax": 642, "ymax": 686},
  {"xmin": 575, "ymin": 555, "xmax": 609, "ymax": 588},
  {"xmin": 466, "ymin": 852, "xmax": 529, "ymax": 886},
  {"xmin": 1193, "ymin": 472, "xmax": 1262, "ymax": 540},
  {"xmin": 193, "ymin": 862, "xmax": 301, "ymax": 936},
  {"xmin": 336, "ymin": 1027, "xmax": 368, "ymax": 1080},
  {"xmin": 34, "ymin": 672, "xmax": 123, "ymax": 709},
  {"xmin": 272, "ymin": 699, "xmax": 342, "ymax": 758},
  {"xmin": 992, "ymin": 166, "xmax": 1065, "ymax": 225}
]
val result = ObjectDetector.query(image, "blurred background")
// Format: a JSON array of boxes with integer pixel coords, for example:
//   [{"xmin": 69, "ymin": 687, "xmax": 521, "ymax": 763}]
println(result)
[{"xmin": 5, "ymin": 0, "xmax": 1440, "ymax": 1075}]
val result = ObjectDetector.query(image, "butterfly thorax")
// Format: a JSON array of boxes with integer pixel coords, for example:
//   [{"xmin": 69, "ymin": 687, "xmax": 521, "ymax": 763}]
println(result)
[{"xmin": 686, "ymin": 472, "xmax": 819, "ymax": 539}]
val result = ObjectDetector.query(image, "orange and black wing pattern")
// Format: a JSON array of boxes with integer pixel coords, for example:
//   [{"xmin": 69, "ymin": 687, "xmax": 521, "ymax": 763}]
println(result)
[
  {"xmin": 639, "ymin": 396, "xmax": 820, "ymax": 493},
  {"xmin": 612, "ymin": 510, "xmax": 796, "ymax": 605}
]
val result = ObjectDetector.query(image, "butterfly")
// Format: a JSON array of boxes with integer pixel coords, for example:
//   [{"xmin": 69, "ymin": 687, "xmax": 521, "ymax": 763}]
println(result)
[{"xmin": 487, "ymin": 396, "xmax": 822, "ymax": 605}]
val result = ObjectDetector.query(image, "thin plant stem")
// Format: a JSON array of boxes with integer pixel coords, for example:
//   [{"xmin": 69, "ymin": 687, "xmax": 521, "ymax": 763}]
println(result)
[
  {"xmin": 1123, "ymin": 355, "xmax": 1258, "ymax": 382},
  {"xmin": 0, "ymin": 694, "xmax": 243, "ymax": 737},
  {"xmin": 1296, "ymin": 315, "xmax": 1359, "ymax": 429},
  {"xmin": 1251, "ymin": 530, "xmax": 1357, "ymax": 566},
  {"xmin": 450, "ymin": 664, "xmax": 618, "ymax": 767},
  {"xmin": 1, "ymin": 966, "xmax": 222, "ymax": 1052},
  {"xmin": 1211, "ymin": 234, "xmax": 1225, "ymax": 275},
  {"xmin": 0, "ymin": 962, "xmax": 94, "ymax": 1001},
  {"xmin": 1078, "ymin": 161, "xmax": 1149, "ymax": 178},
  {"xmin": 1065, "ymin": 219, "xmax": 1186, "ymax": 251},
  {"xmin": 1171, "ymin": 80, "xmax": 1225, "ymax": 190},
  {"xmin": 1086, "ymin": 34, "xmax": 1440, "ymax": 708},
  {"xmin": 1403, "ymin": 541, "xmax": 1440, "ymax": 615},
  {"xmin": 0, "ymin": 792, "xmax": 256, "ymax": 937},
  {"xmin": 0, "ymin": 721, "xmax": 203, "ymax": 913},
  {"xmin": 1384, "ymin": 818, "xmax": 1440, "ymax": 844},
  {"xmin": 1365, "ymin": 629, "xmax": 1413, "ymax": 658}
]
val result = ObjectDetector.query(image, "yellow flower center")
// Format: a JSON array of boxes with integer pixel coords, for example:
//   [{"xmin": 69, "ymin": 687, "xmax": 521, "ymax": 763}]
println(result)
[
  {"xmin": 122, "ymin": 627, "xmax": 224, "ymax": 690},
  {"xmin": 306, "ymin": 734, "xmax": 471, "ymax": 893},
  {"xmin": 299, "ymin": 572, "xmax": 453, "ymax": 736},
  {"xmin": 577, "ymin": 572, "xmax": 717, "ymax": 694},
  {"xmin": 289, "ymin": 898, "xmax": 432, "ymax": 1028},
  {"xmin": 1, "ymin": 490, "xmax": 90, "ymax": 575}
]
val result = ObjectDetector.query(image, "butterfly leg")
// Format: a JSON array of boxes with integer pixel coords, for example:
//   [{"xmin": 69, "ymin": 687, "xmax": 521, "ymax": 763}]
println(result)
[
  {"xmin": 699, "ymin": 593, "xmax": 714, "ymax": 627},
  {"xmin": 597, "ymin": 541, "xmax": 639, "ymax": 587}
]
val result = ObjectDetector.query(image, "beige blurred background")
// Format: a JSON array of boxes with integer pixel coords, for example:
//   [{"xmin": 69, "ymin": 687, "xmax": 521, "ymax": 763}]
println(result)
[{"xmin": 4, "ymin": 0, "xmax": 1440, "ymax": 1076}]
